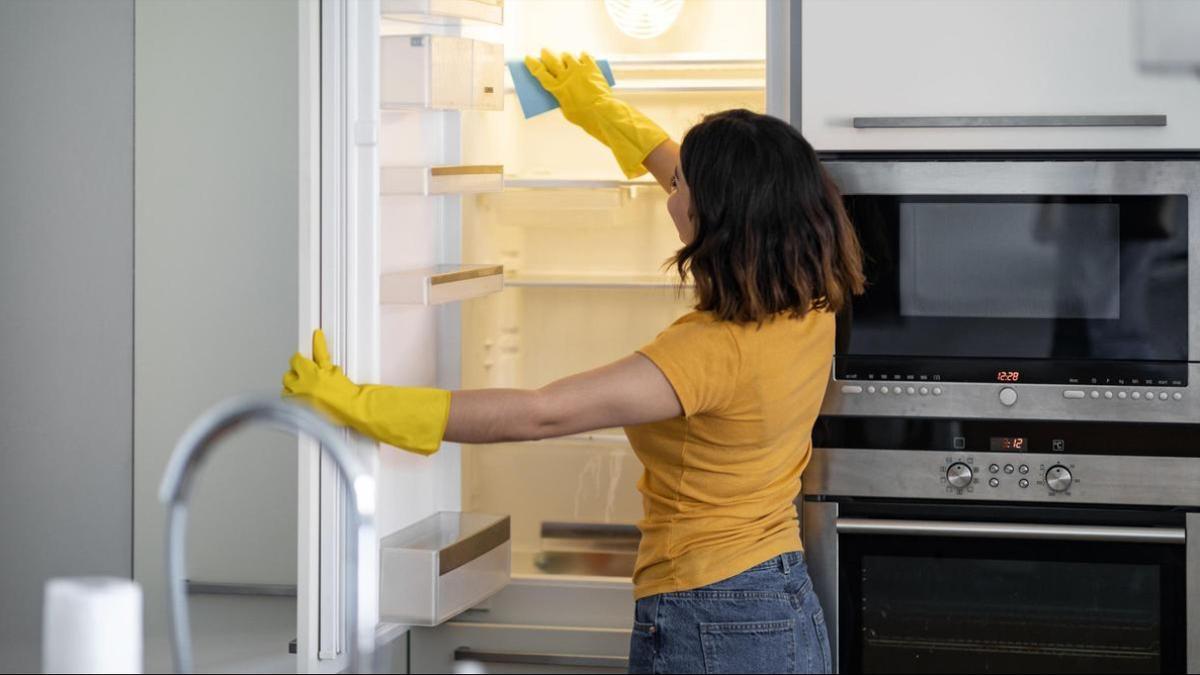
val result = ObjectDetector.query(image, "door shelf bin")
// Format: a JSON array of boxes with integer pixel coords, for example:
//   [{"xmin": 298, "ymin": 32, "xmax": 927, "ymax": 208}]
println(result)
[
  {"xmin": 381, "ymin": 0, "xmax": 503, "ymax": 25},
  {"xmin": 382, "ymin": 165, "xmax": 503, "ymax": 195},
  {"xmin": 382, "ymin": 264, "xmax": 504, "ymax": 305},
  {"xmin": 382, "ymin": 35, "xmax": 504, "ymax": 111},
  {"xmin": 380, "ymin": 511, "xmax": 511, "ymax": 626}
]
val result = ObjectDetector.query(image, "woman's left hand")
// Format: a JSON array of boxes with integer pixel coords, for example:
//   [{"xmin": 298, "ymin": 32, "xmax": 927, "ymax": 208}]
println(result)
[{"xmin": 283, "ymin": 330, "xmax": 451, "ymax": 456}]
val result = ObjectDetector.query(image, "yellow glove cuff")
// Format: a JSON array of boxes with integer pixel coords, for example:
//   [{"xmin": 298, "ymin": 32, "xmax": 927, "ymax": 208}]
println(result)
[
  {"xmin": 283, "ymin": 330, "xmax": 452, "ymax": 456},
  {"xmin": 346, "ymin": 386, "xmax": 452, "ymax": 456},
  {"xmin": 525, "ymin": 50, "xmax": 670, "ymax": 179}
]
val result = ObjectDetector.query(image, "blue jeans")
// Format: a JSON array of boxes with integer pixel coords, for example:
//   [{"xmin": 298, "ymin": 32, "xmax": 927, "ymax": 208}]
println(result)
[{"xmin": 628, "ymin": 552, "xmax": 832, "ymax": 674}]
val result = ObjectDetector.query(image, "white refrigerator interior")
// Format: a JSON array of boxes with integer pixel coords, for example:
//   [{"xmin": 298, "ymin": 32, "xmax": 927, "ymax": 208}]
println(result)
[
  {"xmin": 458, "ymin": 0, "xmax": 765, "ymax": 579},
  {"xmin": 394, "ymin": 0, "xmax": 766, "ymax": 671}
]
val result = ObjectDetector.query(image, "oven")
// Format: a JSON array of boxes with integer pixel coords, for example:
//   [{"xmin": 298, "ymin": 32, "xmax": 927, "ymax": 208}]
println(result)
[
  {"xmin": 819, "ymin": 153, "xmax": 1200, "ymax": 424},
  {"xmin": 802, "ymin": 417, "xmax": 1200, "ymax": 674}
]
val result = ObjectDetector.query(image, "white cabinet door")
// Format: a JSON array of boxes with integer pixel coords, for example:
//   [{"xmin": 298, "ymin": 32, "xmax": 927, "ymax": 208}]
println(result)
[{"xmin": 800, "ymin": 0, "xmax": 1200, "ymax": 151}]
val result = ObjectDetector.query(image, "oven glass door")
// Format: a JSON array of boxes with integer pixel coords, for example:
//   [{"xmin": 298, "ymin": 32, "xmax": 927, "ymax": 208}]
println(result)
[
  {"xmin": 838, "ymin": 530, "xmax": 1186, "ymax": 673},
  {"xmin": 839, "ymin": 194, "xmax": 1189, "ymax": 385}
]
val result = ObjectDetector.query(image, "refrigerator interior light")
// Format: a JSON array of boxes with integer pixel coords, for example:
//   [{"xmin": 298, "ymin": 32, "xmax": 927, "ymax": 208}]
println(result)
[{"xmin": 604, "ymin": 0, "xmax": 684, "ymax": 40}]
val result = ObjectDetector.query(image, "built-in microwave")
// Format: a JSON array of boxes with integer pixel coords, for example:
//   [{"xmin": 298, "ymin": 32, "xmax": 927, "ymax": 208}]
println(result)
[{"xmin": 819, "ymin": 153, "xmax": 1200, "ymax": 423}]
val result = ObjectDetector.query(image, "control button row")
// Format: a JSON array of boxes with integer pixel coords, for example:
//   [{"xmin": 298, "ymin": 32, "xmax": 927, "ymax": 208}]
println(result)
[
  {"xmin": 1064, "ymin": 389, "xmax": 1183, "ymax": 402},
  {"xmin": 987, "ymin": 477, "xmax": 1032, "ymax": 489},
  {"xmin": 843, "ymin": 384, "xmax": 943, "ymax": 396},
  {"xmin": 989, "ymin": 463, "xmax": 1029, "ymax": 475}
]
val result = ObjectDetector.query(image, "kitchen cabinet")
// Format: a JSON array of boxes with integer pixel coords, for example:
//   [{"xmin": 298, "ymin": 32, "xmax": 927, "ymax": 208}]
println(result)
[{"xmin": 799, "ymin": 0, "xmax": 1200, "ymax": 151}]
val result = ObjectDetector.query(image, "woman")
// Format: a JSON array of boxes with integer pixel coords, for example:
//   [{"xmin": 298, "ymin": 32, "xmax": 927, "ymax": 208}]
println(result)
[{"xmin": 284, "ymin": 50, "xmax": 864, "ymax": 675}]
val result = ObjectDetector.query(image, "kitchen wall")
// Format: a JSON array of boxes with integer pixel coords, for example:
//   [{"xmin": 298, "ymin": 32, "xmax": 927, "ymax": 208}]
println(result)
[
  {"xmin": 1, "ymin": 0, "xmax": 304, "ymax": 667},
  {"xmin": 133, "ymin": 0, "xmax": 300, "ymax": 630},
  {"xmin": 0, "ymin": 1, "xmax": 134, "ymax": 671}
]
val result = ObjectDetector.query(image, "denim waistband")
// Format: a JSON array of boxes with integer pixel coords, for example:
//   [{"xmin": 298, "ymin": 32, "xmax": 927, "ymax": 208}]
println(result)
[{"xmin": 746, "ymin": 550, "xmax": 806, "ymax": 574}]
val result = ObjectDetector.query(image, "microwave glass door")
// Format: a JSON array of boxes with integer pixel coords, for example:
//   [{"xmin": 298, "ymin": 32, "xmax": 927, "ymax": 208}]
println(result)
[
  {"xmin": 839, "ymin": 195, "xmax": 1188, "ymax": 385},
  {"xmin": 838, "ymin": 532, "xmax": 1187, "ymax": 673}
]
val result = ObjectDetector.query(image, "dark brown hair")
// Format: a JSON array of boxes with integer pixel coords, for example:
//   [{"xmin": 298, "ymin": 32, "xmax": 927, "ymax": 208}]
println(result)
[{"xmin": 672, "ymin": 109, "xmax": 865, "ymax": 323}]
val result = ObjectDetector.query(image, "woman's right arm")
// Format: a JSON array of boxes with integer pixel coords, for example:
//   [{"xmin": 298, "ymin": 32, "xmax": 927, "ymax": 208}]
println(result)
[
  {"xmin": 526, "ymin": 50, "xmax": 675, "ymax": 188},
  {"xmin": 443, "ymin": 353, "xmax": 683, "ymax": 444},
  {"xmin": 642, "ymin": 139, "xmax": 681, "ymax": 194}
]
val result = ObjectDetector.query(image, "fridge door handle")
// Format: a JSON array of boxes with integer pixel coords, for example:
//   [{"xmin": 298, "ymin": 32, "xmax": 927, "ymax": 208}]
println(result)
[
  {"xmin": 454, "ymin": 647, "xmax": 629, "ymax": 669},
  {"xmin": 852, "ymin": 114, "xmax": 1167, "ymax": 128},
  {"xmin": 835, "ymin": 518, "xmax": 1185, "ymax": 544}
]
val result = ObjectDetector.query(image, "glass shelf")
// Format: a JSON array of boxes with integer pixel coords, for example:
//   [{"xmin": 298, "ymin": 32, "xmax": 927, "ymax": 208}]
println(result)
[
  {"xmin": 504, "ymin": 272, "xmax": 688, "ymax": 289},
  {"xmin": 502, "ymin": 177, "xmax": 660, "ymax": 191},
  {"xmin": 380, "ymin": 0, "xmax": 503, "ymax": 26},
  {"xmin": 502, "ymin": 79, "xmax": 763, "ymax": 95},
  {"xmin": 462, "ymin": 439, "xmax": 643, "ymax": 555}
]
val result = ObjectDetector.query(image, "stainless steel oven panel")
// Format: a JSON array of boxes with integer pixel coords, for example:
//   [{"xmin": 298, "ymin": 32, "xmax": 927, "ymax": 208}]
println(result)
[
  {"xmin": 801, "ymin": 499, "xmax": 839, "ymax": 674},
  {"xmin": 835, "ymin": 518, "xmax": 1184, "ymax": 543},
  {"xmin": 802, "ymin": 447, "xmax": 1200, "ymax": 507},
  {"xmin": 801, "ymin": 500, "xmax": 1198, "ymax": 674},
  {"xmin": 1190, "ymin": 513, "xmax": 1200, "ymax": 674},
  {"xmin": 821, "ymin": 159, "xmax": 1200, "ymax": 424}
]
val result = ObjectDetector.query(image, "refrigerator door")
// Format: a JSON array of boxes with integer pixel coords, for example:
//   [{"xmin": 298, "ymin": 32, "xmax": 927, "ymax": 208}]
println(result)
[{"xmin": 299, "ymin": 0, "xmax": 390, "ymax": 670}]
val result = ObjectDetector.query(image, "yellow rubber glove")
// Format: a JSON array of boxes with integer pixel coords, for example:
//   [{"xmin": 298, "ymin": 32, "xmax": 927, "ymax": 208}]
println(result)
[
  {"xmin": 524, "ymin": 49, "xmax": 669, "ymax": 179},
  {"xmin": 282, "ymin": 329, "xmax": 451, "ymax": 456}
]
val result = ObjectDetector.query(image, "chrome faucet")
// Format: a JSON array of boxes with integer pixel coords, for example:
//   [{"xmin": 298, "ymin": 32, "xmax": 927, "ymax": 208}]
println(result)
[{"xmin": 159, "ymin": 394, "xmax": 378, "ymax": 673}]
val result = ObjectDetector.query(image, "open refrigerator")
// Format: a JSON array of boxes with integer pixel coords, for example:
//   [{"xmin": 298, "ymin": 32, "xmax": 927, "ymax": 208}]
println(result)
[{"xmin": 298, "ymin": 0, "xmax": 787, "ymax": 671}]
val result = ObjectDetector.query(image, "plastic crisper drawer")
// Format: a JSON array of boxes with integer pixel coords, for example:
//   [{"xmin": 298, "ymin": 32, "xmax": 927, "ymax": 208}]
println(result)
[{"xmin": 379, "ymin": 511, "xmax": 511, "ymax": 625}]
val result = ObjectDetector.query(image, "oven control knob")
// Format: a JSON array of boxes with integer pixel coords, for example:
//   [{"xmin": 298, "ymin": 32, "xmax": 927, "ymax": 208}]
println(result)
[
  {"xmin": 1045, "ymin": 465, "xmax": 1073, "ymax": 492},
  {"xmin": 946, "ymin": 462, "xmax": 974, "ymax": 489}
]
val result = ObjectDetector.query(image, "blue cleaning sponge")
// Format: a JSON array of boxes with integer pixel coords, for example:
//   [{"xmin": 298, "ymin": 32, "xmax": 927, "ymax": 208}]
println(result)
[{"xmin": 507, "ymin": 59, "xmax": 616, "ymax": 119}]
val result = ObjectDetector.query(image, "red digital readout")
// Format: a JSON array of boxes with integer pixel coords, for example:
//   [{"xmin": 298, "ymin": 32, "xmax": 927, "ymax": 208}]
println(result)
[
  {"xmin": 996, "ymin": 371, "xmax": 1021, "ymax": 382},
  {"xmin": 990, "ymin": 436, "xmax": 1028, "ymax": 451}
]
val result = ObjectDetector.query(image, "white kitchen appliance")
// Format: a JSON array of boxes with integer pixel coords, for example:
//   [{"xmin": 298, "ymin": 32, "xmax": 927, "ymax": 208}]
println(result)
[{"xmin": 297, "ymin": 0, "xmax": 769, "ymax": 671}]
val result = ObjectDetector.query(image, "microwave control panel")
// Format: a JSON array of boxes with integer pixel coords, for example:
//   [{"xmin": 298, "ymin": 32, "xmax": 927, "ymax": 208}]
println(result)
[{"xmin": 822, "ymin": 375, "xmax": 1198, "ymax": 424}]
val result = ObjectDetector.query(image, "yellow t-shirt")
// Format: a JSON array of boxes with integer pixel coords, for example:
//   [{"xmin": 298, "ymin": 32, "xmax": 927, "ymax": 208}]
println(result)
[{"xmin": 623, "ymin": 309, "xmax": 834, "ymax": 599}]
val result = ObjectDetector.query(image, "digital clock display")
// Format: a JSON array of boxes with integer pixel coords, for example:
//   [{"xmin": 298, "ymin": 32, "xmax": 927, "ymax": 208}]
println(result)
[
  {"xmin": 996, "ymin": 371, "xmax": 1021, "ymax": 382},
  {"xmin": 990, "ymin": 436, "xmax": 1028, "ymax": 451}
]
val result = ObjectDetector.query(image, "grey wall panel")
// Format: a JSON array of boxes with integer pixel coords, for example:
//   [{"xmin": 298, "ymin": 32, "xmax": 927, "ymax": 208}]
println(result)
[
  {"xmin": 0, "ymin": 1, "xmax": 134, "ymax": 671},
  {"xmin": 133, "ymin": 0, "xmax": 299, "ymax": 638}
]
